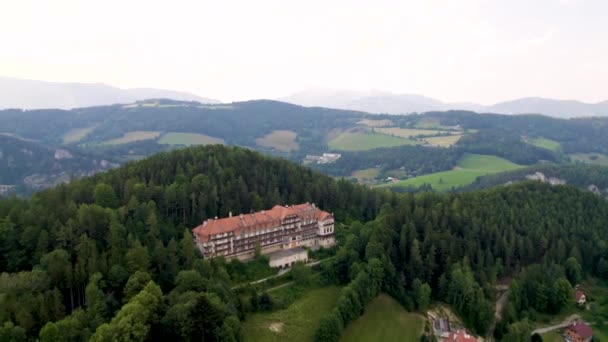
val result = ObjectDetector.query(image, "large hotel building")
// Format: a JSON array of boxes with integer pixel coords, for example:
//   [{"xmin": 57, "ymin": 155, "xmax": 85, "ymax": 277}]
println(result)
[{"xmin": 192, "ymin": 203, "xmax": 335, "ymax": 260}]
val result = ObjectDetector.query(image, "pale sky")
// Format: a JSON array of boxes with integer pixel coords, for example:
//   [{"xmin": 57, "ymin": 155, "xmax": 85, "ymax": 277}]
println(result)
[{"xmin": 1, "ymin": 0, "xmax": 607, "ymax": 104}]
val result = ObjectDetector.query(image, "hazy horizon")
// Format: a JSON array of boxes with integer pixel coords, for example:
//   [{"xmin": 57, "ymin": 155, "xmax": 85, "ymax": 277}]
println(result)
[{"xmin": 2, "ymin": 0, "xmax": 607, "ymax": 104}]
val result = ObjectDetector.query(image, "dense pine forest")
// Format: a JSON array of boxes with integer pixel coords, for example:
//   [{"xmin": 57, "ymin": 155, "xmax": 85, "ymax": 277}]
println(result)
[{"xmin": 2, "ymin": 145, "xmax": 608, "ymax": 341}]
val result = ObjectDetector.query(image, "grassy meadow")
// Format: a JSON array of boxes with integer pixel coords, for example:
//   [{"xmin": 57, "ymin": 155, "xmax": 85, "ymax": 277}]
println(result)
[
  {"xmin": 256, "ymin": 130, "xmax": 299, "ymax": 152},
  {"xmin": 374, "ymin": 127, "xmax": 447, "ymax": 138},
  {"xmin": 242, "ymin": 286, "xmax": 341, "ymax": 342},
  {"xmin": 528, "ymin": 137, "xmax": 561, "ymax": 152},
  {"xmin": 570, "ymin": 153, "xmax": 608, "ymax": 166},
  {"xmin": 328, "ymin": 132, "xmax": 418, "ymax": 151},
  {"xmin": 158, "ymin": 132, "xmax": 224, "ymax": 146},
  {"xmin": 340, "ymin": 294, "xmax": 425, "ymax": 342},
  {"xmin": 379, "ymin": 153, "xmax": 523, "ymax": 191},
  {"xmin": 424, "ymin": 134, "xmax": 463, "ymax": 147},
  {"xmin": 62, "ymin": 126, "xmax": 96, "ymax": 144},
  {"xmin": 103, "ymin": 131, "xmax": 161, "ymax": 145}
]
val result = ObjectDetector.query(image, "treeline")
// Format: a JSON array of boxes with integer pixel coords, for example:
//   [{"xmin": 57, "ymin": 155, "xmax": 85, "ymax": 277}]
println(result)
[
  {"xmin": 465, "ymin": 163, "xmax": 608, "ymax": 193},
  {"xmin": 3, "ymin": 144, "xmax": 608, "ymax": 340},
  {"xmin": 0, "ymin": 145, "xmax": 395, "ymax": 340},
  {"xmin": 314, "ymin": 145, "xmax": 461, "ymax": 177},
  {"xmin": 456, "ymin": 130, "xmax": 561, "ymax": 165},
  {"xmin": 314, "ymin": 182, "xmax": 608, "ymax": 339}
]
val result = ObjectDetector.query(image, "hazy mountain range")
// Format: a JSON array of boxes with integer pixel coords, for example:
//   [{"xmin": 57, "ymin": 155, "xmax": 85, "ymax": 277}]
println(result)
[
  {"xmin": 0, "ymin": 77, "xmax": 219, "ymax": 109},
  {"xmin": 280, "ymin": 88, "xmax": 608, "ymax": 118}
]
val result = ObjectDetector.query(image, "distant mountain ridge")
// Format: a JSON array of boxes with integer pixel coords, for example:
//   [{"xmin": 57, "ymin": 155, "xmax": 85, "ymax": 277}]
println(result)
[
  {"xmin": 0, "ymin": 76, "xmax": 220, "ymax": 109},
  {"xmin": 280, "ymin": 88, "xmax": 608, "ymax": 118}
]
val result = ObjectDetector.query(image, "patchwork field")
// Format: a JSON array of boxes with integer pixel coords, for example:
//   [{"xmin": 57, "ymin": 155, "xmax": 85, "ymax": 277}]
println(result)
[
  {"xmin": 375, "ymin": 127, "xmax": 447, "ymax": 138},
  {"xmin": 341, "ymin": 294, "xmax": 424, "ymax": 342},
  {"xmin": 328, "ymin": 132, "xmax": 418, "ymax": 151},
  {"xmin": 103, "ymin": 131, "xmax": 161, "ymax": 145},
  {"xmin": 242, "ymin": 286, "xmax": 341, "ymax": 342},
  {"xmin": 256, "ymin": 130, "xmax": 299, "ymax": 152},
  {"xmin": 357, "ymin": 119, "xmax": 393, "ymax": 127},
  {"xmin": 528, "ymin": 137, "xmax": 561, "ymax": 152},
  {"xmin": 158, "ymin": 132, "xmax": 224, "ymax": 146},
  {"xmin": 62, "ymin": 126, "xmax": 95, "ymax": 144},
  {"xmin": 379, "ymin": 153, "xmax": 523, "ymax": 191},
  {"xmin": 570, "ymin": 153, "xmax": 608, "ymax": 166},
  {"xmin": 424, "ymin": 134, "xmax": 463, "ymax": 147}
]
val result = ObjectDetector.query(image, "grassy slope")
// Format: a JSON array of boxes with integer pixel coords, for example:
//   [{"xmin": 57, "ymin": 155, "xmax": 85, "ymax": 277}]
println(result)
[
  {"xmin": 341, "ymin": 294, "xmax": 425, "ymax": 342},
  {"xmin": 570, "ymin": 153, "xmax": 608, "ymax": 166},
  {"xmin": 62, "ymin": 126, "xmax": 95, "ymax": 144},
  {"xmin": 424, "ymin": 134, "xmax": 463, "ymax": 147},
  {"xmin": 528, "ymin": 137, "xmax": 561, "ymax": 152},
  {"xmin": 243, "ymin": 286, "xmax": 341, "ymax": 342},
  {"xmin": 380, "ymin": 153, "xmax": 523, "ymax": 191},
  {"xmin": 255, "ymin": 130, "xmax": 299, "ymax": 152},
  {"xmin": 374, "ymin": 127, "xmax": 446, "ymax": 138},
  {"xmin": 328, "ymin": 132, "xmax": 418, "ymax": 151},
  {"xmin": 103, "ymin": 131, "xmax": 161, "ymax": 145},
  {"xmin": 158, "ymin": 132, "xmax": 224, "ymax": 146}
]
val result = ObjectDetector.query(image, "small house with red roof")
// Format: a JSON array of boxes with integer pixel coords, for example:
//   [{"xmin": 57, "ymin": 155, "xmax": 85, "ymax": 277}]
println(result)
[
  {"xmin": 444, "ymin": 330, "xmax": 478, "ymax": 342},
  {"xmin": 565, "ymin": 322, "xmax": 593, "ymax": 342},
  {"xmin": 575, "ymin": 290, "xmax": 586, "ymax": 305}
]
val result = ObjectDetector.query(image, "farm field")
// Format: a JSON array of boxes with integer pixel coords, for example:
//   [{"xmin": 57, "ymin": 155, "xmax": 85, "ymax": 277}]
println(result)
[
  {"xmin": 357, "ymin": 119, "xmax": 393, "ymax": 127},
  {"xmin": 379, "ymin": 153, "xmax": 523, "ymax": 191},
  {"xmin": 256, "ymin": 130, "xmax": 299, "ymax": 152},
  {"xmin": 62, "ymin": 126, "xmax": 95, "ymax": 144},
  {"xmin": 341, "ymin": 294, "xmax": 424, "ymax": 342},
  {"xmin": 375, "ymin": 127, "xmax": 448, "ymax": 138},
  {"xmin": 103, "ymin": 131, "xmax": 161, "ymax": 145},
  {"xmin": 424, "ymin": 134, "xmax": 463, "ymax": 147},
  {"xmin": 328, "ymin": 132, "xmax": 418, "ymax": 151},
  {"xmin": 242, "ymin": 286, "xmax": 341, "ymax": 342},
  {"xmin": 528, "ymin": 137, "xmax": 561, "ymax": 151},
  {"xmin": 570, "ymin": 153, "xmax": 608, "ymax": 166},
  {"xmin": 414, "ymin": 117, "xmax": 461, "ymax": 130},
  {"xmin": 158, "ymin": 132, "xmax": 224, "ymax": 146}
]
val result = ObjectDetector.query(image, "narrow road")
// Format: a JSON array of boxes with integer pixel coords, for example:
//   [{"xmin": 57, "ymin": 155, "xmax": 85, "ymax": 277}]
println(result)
[
  {"xmin": 231, "ymin": 256, "xmax": 333, "ymax": 289},
  {"xmin": 531, "ymin": 315, "xmax": 581, "ymax": 335}
]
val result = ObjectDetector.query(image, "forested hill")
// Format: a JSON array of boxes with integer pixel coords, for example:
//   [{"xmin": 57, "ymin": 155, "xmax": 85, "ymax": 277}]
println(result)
[
  {"xmin": 465, "ymin": 163, "xmax": 608, "ymax": 195},
  {"xmin": 2, "ymin": 144, "xmax": 608, "ymax": 340}
]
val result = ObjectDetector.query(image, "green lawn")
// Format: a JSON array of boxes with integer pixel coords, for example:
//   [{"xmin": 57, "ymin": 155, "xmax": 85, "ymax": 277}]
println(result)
[
  {"xmin": 528, "ymin": 137, "xmax": 561, "ymax": 152},
  {"xmin": 158, "ymin": 132, "xmax": 224, "ymax": 146},
  {"xmin": 379, "ymin": 153, "xmax": 523, "ymax": 191},
  {"xmin": 242, "ymin": 286, "xmax": 341, "ymax": 342},
  {"xmin": 328, "ymin": 132, "xmax": 418, "ymax": 151},
  {"xmin": 541, "ymin": 331, "xmax": 563, "ymax": 342},
  {"xmin": 341, "ymin": 294, "xmax": 425, "ymax": 342}
]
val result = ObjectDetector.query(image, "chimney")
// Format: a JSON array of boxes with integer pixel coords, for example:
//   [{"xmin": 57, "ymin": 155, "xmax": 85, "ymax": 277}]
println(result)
[
  {"xmin": 229, "ymin": 211, "xmax": 232, "ymax": 217},
  {"xmin": 312, "ymin": 203, "xmax": 316, "ymax": 208},
  {"xmin": 214, "ymin": 216, "xmax": 218, "ymax": 220}
]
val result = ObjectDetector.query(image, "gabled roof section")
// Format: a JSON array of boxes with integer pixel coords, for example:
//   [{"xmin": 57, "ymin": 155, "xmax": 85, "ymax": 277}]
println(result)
[{"xmin": 192, "ymin": 203, "xmax": 333, "ymax": 242}]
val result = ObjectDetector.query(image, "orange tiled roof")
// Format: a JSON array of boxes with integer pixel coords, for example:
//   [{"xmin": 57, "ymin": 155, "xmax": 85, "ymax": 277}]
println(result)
[
  {"xmin": 192, "ymin": 203, "xmax": 332, "ymax": 242},
  {"xmin": 445, "ymin": 331, "xmax": 478, "ymax": 342}
]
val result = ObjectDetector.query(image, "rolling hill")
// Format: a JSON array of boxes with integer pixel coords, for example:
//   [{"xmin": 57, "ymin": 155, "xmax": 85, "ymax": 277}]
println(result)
[
  {"xmin": 281, "ymin": 88, "xmax": 608, "ymax": 118},
  {"xmin": 0, "ymin": 76, "xmax": 219, "ymax": 109}
]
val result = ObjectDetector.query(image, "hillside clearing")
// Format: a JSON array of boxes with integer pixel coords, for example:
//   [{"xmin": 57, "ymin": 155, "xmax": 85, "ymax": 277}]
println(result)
[
  {"xmin": 424, "ymin": 134, "xmax": 463, "ymax": 147},
  {"xmin": 375, "ymin": 127, "xmax": 448, "ymax": 138},
  {"xmin": 357, "ymin": 119, "xmax": 393, "ymax": 127},
  {"xmin": 350, "ymin": 168, "xmax": 381, "ymax": 183},
  {"xmin": 158, "ymin": 132, "xmax": 224, "ymax": 146},
  {"xmin": 328, "ymin": 132, "xmax": 418, "ymax": 151},
  {"xmin": 62, "ymin": 126, "xmax": 96, "ymax": 144},
  {"xmin": 341, "ymin": 294, "xmax": 424, "ymax": 342},
  {"xmin": 242, "ymin": 286, "xmax": 341, "ymax": 342},
  {"xmin": 528, "ymin": 137, "xmax": 561, "ymax": 152},
  {"xmin": 256, "ymin": 130, "xmax": 299, "ymax": 152},
  {"xmin": 379, "ymin": 153, "xmax": 523, "ymax": 191},
  {"xmin": 570, "ymin": 153, "xmax": 608, "ymax": 166},
  {"xmin": 103, "ymin": 131, "xmax": 161, "ymax": 145}
]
